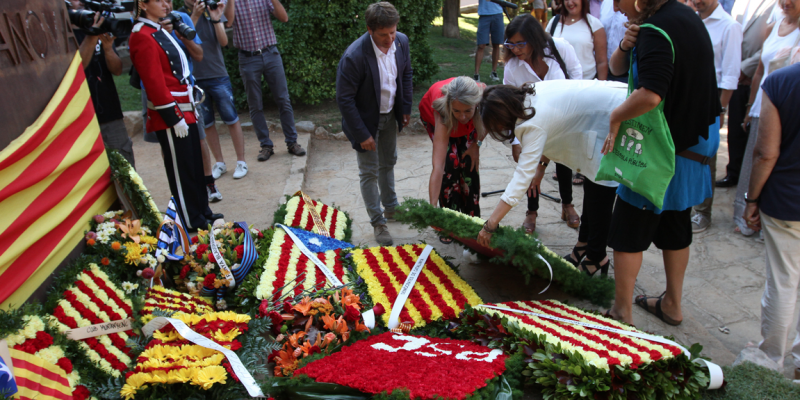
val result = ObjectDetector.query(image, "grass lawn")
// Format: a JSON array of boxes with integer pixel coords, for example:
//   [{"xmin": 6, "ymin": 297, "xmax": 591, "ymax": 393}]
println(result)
[
  {"xmin": 701, "ymin": 362, "xmax": 800, "ymax": 400},
  {"xmin": 113, "ymin": 14, "xmax": 508, "ymax": 132}
]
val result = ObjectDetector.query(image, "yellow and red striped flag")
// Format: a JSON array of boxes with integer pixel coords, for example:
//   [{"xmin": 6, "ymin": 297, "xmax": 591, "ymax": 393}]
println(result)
[
  {"xmin": 0, "ymin": 52, "xmax": 116, "ymax": 309},
  {"xmin": 8, "ymin": 349, "xmax": 71, "ymax": 400}
]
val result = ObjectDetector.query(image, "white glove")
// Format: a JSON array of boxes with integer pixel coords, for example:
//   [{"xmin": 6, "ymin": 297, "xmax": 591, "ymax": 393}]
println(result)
[{"xmin": 173, "ymin": 118, "xmax": 189, "ymax": 138}]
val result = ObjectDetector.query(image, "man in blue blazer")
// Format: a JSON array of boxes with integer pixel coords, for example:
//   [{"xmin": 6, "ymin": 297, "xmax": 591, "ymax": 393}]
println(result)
[{"xmin": 336, "ymin": 2, "xmax": 413, "ymax": 245}]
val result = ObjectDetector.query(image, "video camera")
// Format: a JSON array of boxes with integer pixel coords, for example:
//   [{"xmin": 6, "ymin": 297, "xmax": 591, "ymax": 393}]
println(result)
[
  {"xmin": 203, "ymin": 0, "xmax": 221, "ymax": 11},
  {"xmin": 66, "ymin": 0, "xmax": 134, "ymax": 38},
  {"xmin": 161, "ymin": 11, "xmax": 197, "ymax": 40}
]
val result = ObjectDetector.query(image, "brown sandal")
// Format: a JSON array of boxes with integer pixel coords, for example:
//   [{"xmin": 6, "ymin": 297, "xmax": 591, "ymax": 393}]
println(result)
[
  {"xmin": 522, "ymin": 210, "xmax": 537, "ymax": 234},
  {"xmin": 561, "ymin": 204, "xmax": 580, "ymax": 229}
]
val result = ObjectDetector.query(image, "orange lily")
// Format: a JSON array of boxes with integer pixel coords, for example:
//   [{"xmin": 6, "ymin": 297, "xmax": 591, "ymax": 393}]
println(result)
[
  {"xmin": 293, "ymin": 296, "xmax": 313, "ymax": 316},
  {"xmin": 117, "ymin": 219, "xmax": 143, "ymax": 244},
  {"xmin": 355, "ymin": 319, "xmax": 370, "ymax": 333},
  {"xmin": 341, "ymin": 287, "xmax": 361, "ymax": 310},
  {"xmin": 321, "ymin": 313, "xmax": 337, "ymax": 331},
  {"xmin": 287, "ymin": 331, "xmax": 306, "ymax": 348},
  {"xmin": 334, "ymin": 316, "xmax": 350, "ymax": 339}
]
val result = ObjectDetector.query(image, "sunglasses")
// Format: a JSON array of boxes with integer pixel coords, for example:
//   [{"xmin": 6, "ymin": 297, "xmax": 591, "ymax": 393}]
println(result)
[{"xmin": 503, "ymin": 41, "xmax": 527, "ymax": 49}]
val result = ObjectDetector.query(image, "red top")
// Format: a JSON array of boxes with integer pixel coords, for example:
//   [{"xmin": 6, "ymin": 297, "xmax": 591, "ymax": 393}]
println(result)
[
  {"xmin": 418, "ymin": 78, "xmax": 475, "ymax": 138},
  {"xmin": 129, "ymin": 19, "xmax": 196, "ymax": 132}
]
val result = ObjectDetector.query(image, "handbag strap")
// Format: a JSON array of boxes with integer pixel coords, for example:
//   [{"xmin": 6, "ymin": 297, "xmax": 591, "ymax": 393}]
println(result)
[
  {"xmin": 548, "ymin": 37, "xmax": 571, "ymax": 79},
  {"xmin": 549, "ymin": 14, "xmax": 559, "ymax": 36}
]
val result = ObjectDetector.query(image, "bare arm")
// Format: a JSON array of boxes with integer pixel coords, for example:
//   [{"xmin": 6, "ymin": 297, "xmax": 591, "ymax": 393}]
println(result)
[
  {"xmin": 225, "ymin": 0, "xmax": 235, "ymax": 27},
  {"xmin": 602, "ymin": 87, "xmax": 662, "ymax": 154},
  {"xmin": 743, "ymin": 60, "xmax": 765, "ymax": 125},
  {"xmin": 428, "ymin": 113, "xmax": 450, "ymax": 205},
  {"xmin": 209, "ymin": 6, "xmax": 228, "ymax": 46},
  {"xmin": 181, "ymin": 36, "xmax": 204, "ymax": 62},
  {"xmin": 272, "ymin": 0, "xmax": 289, "ymax": 23},
  {"xmin": 100, "ymin": 34, "xmax": 122, "ymax": 75},
  {"xmin": 720, "ymin": 89, "xmax": 733, "ymax": 110},
  {"xmin": 594, "ymin": 28, "xmax": 608, "ymax": 80},
  {"xmin": 78, "ymin": 36, "xmax": 98, "ymax": 69},
  {"xmin": 190, "ymin": 2, "xmax": 205, "ymax": 25},
  {"xmin": 743, "ymin": 93, "xmax": 782, "ymax": 230},
  {"xmin": 610, "ymin": 24, "xmax": 639, "ymax": 76}
]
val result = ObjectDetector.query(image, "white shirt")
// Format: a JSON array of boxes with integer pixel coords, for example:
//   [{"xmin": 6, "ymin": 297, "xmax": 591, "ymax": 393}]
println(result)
[
  {"xmin": 547, "ymin": 14, "xmax": 605, "ymax": 79},
  {"xmin": 600, "ymin": 0, "xmax": 628, "ymax": 62},
  {"xmin": 750, "ymin": 15, "xmax": 800, "ymax": 117},
  {"xmin": 370, "ymin": 36, "xmax": 397, "ymax": 114},
  {"xmin": 502, "ymin": 37, "xmax": 582, "ymax": 85},
  {"xmin": 701, "ymin": 5, "xmax": 743, "ymax": 90},
  {"xmin": 500, "ymin": 80, "xmax": 627, "ymax": 207}
]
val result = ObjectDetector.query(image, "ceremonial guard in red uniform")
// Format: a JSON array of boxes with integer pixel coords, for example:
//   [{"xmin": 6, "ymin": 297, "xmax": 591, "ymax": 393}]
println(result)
[{"xmin": 130, "ymin": 0, "xmax": 221, "ymax": 230}]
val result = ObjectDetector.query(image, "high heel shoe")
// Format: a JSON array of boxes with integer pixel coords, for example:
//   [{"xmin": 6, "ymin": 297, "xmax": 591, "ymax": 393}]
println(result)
[
  {"xmin": 578, "ymin": 257, "xmax": 610, "ymax": 277},
  {"xmin": 563, "ymin": 244, "xmax": 588, "ymax": 267},
  {"xmin": 561, "ymin": 204, "xmax": 580, "ymax": 229}
]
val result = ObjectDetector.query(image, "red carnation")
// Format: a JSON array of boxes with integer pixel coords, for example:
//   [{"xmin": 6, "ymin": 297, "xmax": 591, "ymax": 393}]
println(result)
[
  {"xmin": 196, "ymin": 244, "xmax": 209, "ymax": 256},
  {"xmin": 35, "ymin": 331, "xmax": 54, "ymax": 349},
  {"xmin": 180, "ymin": 265, "xmax": 191, "ymax": 280},
  {"xmin": 208, "ymin": 251, "xmax": 216, "ymax": 263},
  {"xmin": 141, "ymin": 267, "xmax": 155, "ymax": 279},
  {"xmin": 234, "ymin": 245, "xmax": 244, "ymax": 260},
  {"xmin": 282, "ymin": 301, "xmax": 293, "ymax": 314},
  {"xmin": 191, "ymin": 235, "xmax": 199, "ymax": 244},
  {"xmin": 203, "ymin": 273, "xmax": 217, "ymax": 288},
  {"xmin": 234, "ymin": 227, "xmax": 245, "ymax": 235},
  {"xmin": 344, "ymin": 305, "xmax": 360, "ymax": 322},
  {"xmin": 223, "ymin": 362, "xmax": 240, "ymax": 382},
  {"xmin": 372, "ymin": 303, "xmax": 386, "ymax": 316},
  {"xmin": 56, "ymin": 357, "xmax": 73, "ymax": 374},
  {"xmin": 267, "ymin": 311, "xmax": 284, "ymax": 334},
  {"xmin": 258, "ymin": 230, "xmax": 264, "ymax": 238},
  {"xmin": 258, "ymin": 299, "xmax": 271, "ymax": 317},
  {"xmin": 72, "ymin": 385, "xmax": 90, "ymax": 400}
]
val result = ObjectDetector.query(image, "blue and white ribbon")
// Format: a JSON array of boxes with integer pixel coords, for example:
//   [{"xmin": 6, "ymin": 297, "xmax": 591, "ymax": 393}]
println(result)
[
  {"xmin": 155, "ymin": 197, "xmax": 189, "ymax": 261},
  {"xmin": 231, "ymin": 222, "xmax": 257, "ymax": 283}
]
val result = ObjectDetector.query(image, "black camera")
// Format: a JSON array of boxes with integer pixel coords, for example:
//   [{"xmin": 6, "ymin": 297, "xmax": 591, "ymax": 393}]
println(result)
[
  {"xmin": 204, "ymin": 0, "xmax": 220, "ymax": 11},
  {"xmin": 66, "ymin": 1, "xmax": 134, "ymax": 38},
  {"xmin": 161, "ymin": 11, "xmax": 197, "ymax": 40}
]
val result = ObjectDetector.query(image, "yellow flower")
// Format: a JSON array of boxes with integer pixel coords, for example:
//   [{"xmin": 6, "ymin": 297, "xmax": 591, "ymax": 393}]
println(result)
[
  {"xmin": 120, "ymin": 384, "xmax": 139, "ymax": 400},
  {"xmin": 191, "ymin": 365, "xmax": 227, "ymax": 390},
  {"xmin": 168, "ymin": 368, "xmax": 195, "ymax": 383},
  {"xmin": 140, "ymin": 235, "xmax": 158, "ymax": 245},
  {"xmin": 124, "ymin": 242, "xmax": 142, "ymax": 265},
  {"xmin": 125, "ymin": 373, "xmax": 149, "ymax": 389}
]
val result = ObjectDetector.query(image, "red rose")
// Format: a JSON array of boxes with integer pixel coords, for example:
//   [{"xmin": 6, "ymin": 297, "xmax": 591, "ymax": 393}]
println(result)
[
  {"xmin": 344, "ymin": 305, "xmax": 360, "ymax": 321},
  {"xmin": 141, "ymin": 268, "xmax": 155, "ymax": 279},
  {"xmin": 72, "ymin": 385, "xmax": 91, "ymax": 400},
  {"xmin": 258, "ymin": 300, "xmax": 271, "ymax": 317},
  {"xmin": 234, "ymin": 227, "xmax": 245, "ymax": 235},
  {"xmin": 282, "ymin": 301, "xmax": 293, "ymax": 314},
  {"xmin": 196, "ymin": 244, "xmax": 209, "ymax": 256},
  {"xmin": 208, "ymin": 251, "xmax": 216, "ymax": 263},
  {"xmin": 191, "ymin": 235, "xmax": 199, "ymax": 244},
  {"xmin": 258, "ymin": 230, "xmax": 264, "ymax": 238},
  {"xmin": 56, "ymin": 357, "xmax": 73, "ymax": 374},
  {"xmin": 234, "ymin": 245, "xmax": 244, "ymax": 260},
  {"xmin": 372, "ymin": 303, "xmax": 386, "ymax": 316},
  {"xmin": 180, "ymin": 265, "xmax": 191, "ymax": 280},
  {"xmin": 203, "ymin": 273, "xmax": 217, "ymax": 288}
]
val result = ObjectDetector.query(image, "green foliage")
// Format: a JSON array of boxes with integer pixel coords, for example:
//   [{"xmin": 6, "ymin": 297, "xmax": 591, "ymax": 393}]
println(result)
[
  {"xmin": 89, "ymin": 377, "xmax": 125, "ymax": 400},
  {"xmin": 0, "ymin": 303, "xmax": 40, "ymax": 337},
  {"xmin": 394, "ymin": 198, "xmax": 615, "ymax": 307},
  {"xmin": 107, "ymin": 150, "xmax": 162, "ymax": 231},
  {"xmin": 222, "ymin": 0, "xmax": 441, "ymax": 107},
  {"xmin": 701, "ymin": 361, "xmax": 800, "ymax": 400}
]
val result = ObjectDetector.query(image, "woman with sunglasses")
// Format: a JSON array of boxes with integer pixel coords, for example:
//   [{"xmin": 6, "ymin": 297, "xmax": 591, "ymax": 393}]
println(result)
[{"xmin": 502, "ymin": 14, "xmax": 582, "ymax": 233}]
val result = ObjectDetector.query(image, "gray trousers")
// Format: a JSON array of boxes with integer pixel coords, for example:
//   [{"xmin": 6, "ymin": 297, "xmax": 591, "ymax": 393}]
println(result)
[
  {"xmin": 734, "ymin": 117, "xmax": 759, "ymax": 235},
  {"xmin": 238, "ymin": 47, "xmax": 297, "ymax": 148},
  {"xmin": 357, "ymin": 114, "xmax": 399, "ymax": 227},
  {"xmin": 99, "ymin": 119, "xmax": 135, "ymax": 168}
]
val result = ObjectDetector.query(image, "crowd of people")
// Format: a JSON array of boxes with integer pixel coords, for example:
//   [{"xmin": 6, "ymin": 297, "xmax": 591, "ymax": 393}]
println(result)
[{"xmin": 71, "ymin": 0, "xmax": 799, "ymax": 381}]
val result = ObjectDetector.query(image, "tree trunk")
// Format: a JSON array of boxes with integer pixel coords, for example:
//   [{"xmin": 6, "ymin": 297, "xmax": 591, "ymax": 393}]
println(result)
[{"xmin": 442, "ymin": 0, "xmax": 460, "ymax": 39}]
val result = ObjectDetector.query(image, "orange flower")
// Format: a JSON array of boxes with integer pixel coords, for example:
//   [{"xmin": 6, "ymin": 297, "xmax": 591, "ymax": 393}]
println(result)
[
  {"xmin": 334, "ymin": 316, "xmax": 350, "ymax": 339},
  {"xmin": 274, "ymin": 348, "xmax": 298, "ymax": 377},
  {"xmin": 355, "ymin": 320, "xmax": 370, "ymax": 333},
  {"xmin": 299, "ymin": 341, "xmax": 320, "ymax": 357},
  {"xmin": 111, "ymin": 242, "xmax": 122, "ymax": 251},
  {"xmin": 341, "ymin": 287, "xmax": 361, "ymax": 310},
  {"xmin": 101, "ymin": 257, "xmax": 110, "ymax": 266},
  {"xmin": 86, "ymin": 239, "xmax": 96, "ymax": 246},
  {"xmin": 287, "ymin": 331, "xmax": 305, "ymax": 348},
  {"xmin": 321, "ymin": 314, "xmax": 337, "ymax": 331},
  {"xmin": 293, "ymin": 297, "xmax": 313, "ymax": 316}
]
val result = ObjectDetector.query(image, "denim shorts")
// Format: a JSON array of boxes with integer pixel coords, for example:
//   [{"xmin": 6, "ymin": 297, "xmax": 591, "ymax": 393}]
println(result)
[
  {"xmin": 196, "ymin": 76, "xmax": 240, "ymax": 129},
  {"xmin": 477, "ymin": 13, "xmax": 504, "ymax": 45}
]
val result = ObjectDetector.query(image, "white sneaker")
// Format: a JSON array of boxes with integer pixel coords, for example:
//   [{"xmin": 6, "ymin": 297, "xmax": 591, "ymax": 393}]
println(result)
[
  {"xmin": 691, "ymin": 214, "xmax": 710, "ymax": 233},
  {"xmin": 211, "ymin": 162, "xmax": 227, "ymax": 179},
  {"xmin": 207, "ymin": 184, "xmax": 223, "ymax": 202},
  {"xmin": 233, "ymin": 162, "xmax": 248, "ymax": 179}
]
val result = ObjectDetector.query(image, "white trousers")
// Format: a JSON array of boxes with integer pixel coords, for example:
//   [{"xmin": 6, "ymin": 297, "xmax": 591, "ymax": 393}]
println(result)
[{"xmin": 758, "ymin": 211, "xmax": 800, "ymax": 370}]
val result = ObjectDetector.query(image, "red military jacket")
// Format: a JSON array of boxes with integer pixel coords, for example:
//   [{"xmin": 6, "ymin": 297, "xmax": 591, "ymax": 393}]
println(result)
[{"xmin": 129, "ymin": 18, "xmax": 196, "ymax": 132}]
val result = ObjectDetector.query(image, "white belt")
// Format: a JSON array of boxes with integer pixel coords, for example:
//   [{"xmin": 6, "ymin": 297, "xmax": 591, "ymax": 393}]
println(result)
[
  {"xmin": 147, "ymin": 101, "xmax": 195, "ymax": 112},
  {"xmin": 147, "ymin": 87, "xmax": 198, "ymax": 113}
]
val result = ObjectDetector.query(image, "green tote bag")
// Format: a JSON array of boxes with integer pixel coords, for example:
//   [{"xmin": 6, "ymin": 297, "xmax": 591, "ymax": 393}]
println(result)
[{"xmin": 596, "ymin": 24, "xmax": 675, "ymax": 209}]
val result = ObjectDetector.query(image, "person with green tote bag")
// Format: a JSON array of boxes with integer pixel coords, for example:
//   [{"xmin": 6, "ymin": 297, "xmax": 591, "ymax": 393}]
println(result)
[{"xmin": 600, "ymin": 0, "xmax": 720, "ymax": 326}]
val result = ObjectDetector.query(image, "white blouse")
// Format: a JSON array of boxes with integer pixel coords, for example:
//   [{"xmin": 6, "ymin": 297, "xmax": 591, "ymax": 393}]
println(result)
[
  {"xmin": 750, "ymin": 15, "xmax": 800, "ymax": 118},
  {"xmin": 500, "ymin": 80, "xmax": 626, "ymax": 208},
  {"xmin": 502, "ymin": 37, "xmax": 583, "ymax": 85},
  {"xmin": 547, "ymin": 14, "xmax": 605, "ymax": 80}
]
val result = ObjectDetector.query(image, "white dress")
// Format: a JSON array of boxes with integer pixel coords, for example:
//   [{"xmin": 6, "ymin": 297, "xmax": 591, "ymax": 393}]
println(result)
[
  {"xmin": 547, "ymin": 14, "xmax": 605, "ymax": 80},
  {"xmin": 750, "ymin": 15, "xmax": 800, "ymax": 118}
]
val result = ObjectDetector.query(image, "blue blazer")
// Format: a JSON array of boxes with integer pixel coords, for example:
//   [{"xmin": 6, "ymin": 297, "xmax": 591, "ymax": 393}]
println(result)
[{"xmin": 336, "ymin": 32, "xmax": 413, "ymax": 151}]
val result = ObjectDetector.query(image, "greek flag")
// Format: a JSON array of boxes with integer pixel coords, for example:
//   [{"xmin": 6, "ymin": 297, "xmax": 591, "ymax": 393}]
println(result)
[
  {"xmin": 232, "ymin": 221, "xmax": 258, "ymax": 283},
  {"xmin": 156, "ymin": 197, "xmax": 190, "ymax": 261},
  {"xmin": 0, "ymin": 355, "xmax": 16, "ymax": 397}
]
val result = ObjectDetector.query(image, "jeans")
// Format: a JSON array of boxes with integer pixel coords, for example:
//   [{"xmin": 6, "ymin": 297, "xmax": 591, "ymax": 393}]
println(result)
[
  {"xmin": 357, "ymin": 114, "xmax": 399, "ymax": 226},
  {"xmin": 238, "ymin": 47, "xmax": 297, "ymax": 148},
  {"xmin": 196, "ymin": 76, "xmax": 240, "ymax": 128}
]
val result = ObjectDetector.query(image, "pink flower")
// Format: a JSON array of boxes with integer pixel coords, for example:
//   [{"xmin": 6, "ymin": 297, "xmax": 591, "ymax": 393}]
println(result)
[{"xmin": 93, "ymin": 215, "xmax": 104, "ymax": 224}]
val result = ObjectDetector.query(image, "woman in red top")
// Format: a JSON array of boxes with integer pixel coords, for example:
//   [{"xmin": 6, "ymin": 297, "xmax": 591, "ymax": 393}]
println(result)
[
  {"xmin": 130, "ymin": 0, "xmax": 220, "ymax": 230},
  {"xmin": 421, "ymin": 77, "xmax": 486, "ymax": 219}
]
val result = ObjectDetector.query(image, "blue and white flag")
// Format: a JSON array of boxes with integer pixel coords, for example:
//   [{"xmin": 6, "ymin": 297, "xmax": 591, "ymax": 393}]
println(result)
[
  {"xmin": 231, "ymin": 222, "xmax": 258, "ymax": 283},
  {"xmin": 155, "ymin": 197, "xmax": 190, "ymax": 261},
  {"xmin": 0, "ymin": 355, "xmax": 17, "ymax": 397}
]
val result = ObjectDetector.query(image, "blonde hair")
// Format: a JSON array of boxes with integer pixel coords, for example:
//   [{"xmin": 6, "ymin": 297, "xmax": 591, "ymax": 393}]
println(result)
[{"xmin": 431, "ymin": 77, "xmax": 485, "ymax": 137}]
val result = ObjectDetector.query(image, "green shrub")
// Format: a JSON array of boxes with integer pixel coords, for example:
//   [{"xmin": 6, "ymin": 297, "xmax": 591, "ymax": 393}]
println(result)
[{"xmin": 220, "ymin": 0, "xmax": 441, "ymax": 108}]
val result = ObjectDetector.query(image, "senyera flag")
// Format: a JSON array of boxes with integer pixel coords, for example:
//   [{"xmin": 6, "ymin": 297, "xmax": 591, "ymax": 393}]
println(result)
[{"xmin": 0, "ymin": 52, "xmax": 116, "ymax": 309}]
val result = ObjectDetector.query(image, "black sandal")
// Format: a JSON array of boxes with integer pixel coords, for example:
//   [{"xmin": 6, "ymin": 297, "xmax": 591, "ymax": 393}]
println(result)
[
  {"xmin": 578, "ymin": 257, "xmax": 610, "ymax": 277},
  {"xmin": 522, "ymin": 210, "xmax": 537, "ymax": 234},
  {"xmin": 634, "ymin": 291, "xmax": 682, "ymax": 326},
  {"xmin": 563, "ymin": 244, "xmax": 588, "ymax": 267},
  {"xmin": 439, "ymin": 236, "xmax": 454, "ymax": 244},
  {"xmin": 573, "ymin": 173, "xmax": 585, "ymax": 185}
]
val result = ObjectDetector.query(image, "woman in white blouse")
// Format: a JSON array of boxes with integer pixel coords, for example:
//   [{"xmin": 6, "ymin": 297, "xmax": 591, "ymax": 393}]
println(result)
[
  {"xmin": 503, "ymin": 14, "xmax": 583, "ymax": 233},
  {"xmin": 737, "ymin": 0, "xmax": 800, "ymax": 236},
  {"xmin": 547, "ymin": 0, "xmax": 608, "ymax": 80},
  {"xmin": 476, "ymin": 80, "xmax": 626, "ymax": 278}
]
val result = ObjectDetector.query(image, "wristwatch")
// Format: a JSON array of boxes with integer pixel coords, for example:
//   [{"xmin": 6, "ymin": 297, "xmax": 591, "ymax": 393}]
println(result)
[
  {"xmin": 720, "ymin": 106, "xmax": 727, "ymax": 114},
  {"xmin": 618, "ymin": 39, "xmax": 631, "ymax": 53},
  {"xmin": 211, "ymin": 19, "xmax": 221, "ymax": 23},
  {"xmin": 744, "ymin": 191, "xmax": 759, "ymax": 204},
  {"xmin": 539, "ymin": 161, "xmax": 549, "ymax": 168}
]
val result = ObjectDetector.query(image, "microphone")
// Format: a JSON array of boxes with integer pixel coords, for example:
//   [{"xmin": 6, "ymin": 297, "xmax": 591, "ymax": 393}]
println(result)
[{"xmin": 489, "ymin": 0, "xmax": 519, "ymax": 9}]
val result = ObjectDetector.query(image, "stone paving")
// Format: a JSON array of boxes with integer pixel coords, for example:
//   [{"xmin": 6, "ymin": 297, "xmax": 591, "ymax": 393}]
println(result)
[{"xmin": 133, "ymin": 116, "xmax": 799, "ymax": 380}]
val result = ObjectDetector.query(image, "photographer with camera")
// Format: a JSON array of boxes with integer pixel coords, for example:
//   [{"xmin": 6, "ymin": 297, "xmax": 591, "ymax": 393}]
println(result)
[
  {"xmin": 69, "ymin": 0, "xmax": 135, "ymax": 167},
  {"xmin": 181, "ymin": 0, "xmax": 249, "ymax": 180},
  {"xmin": 131, "ymin": 0, "xmax": 223, "ymax": 230}
]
